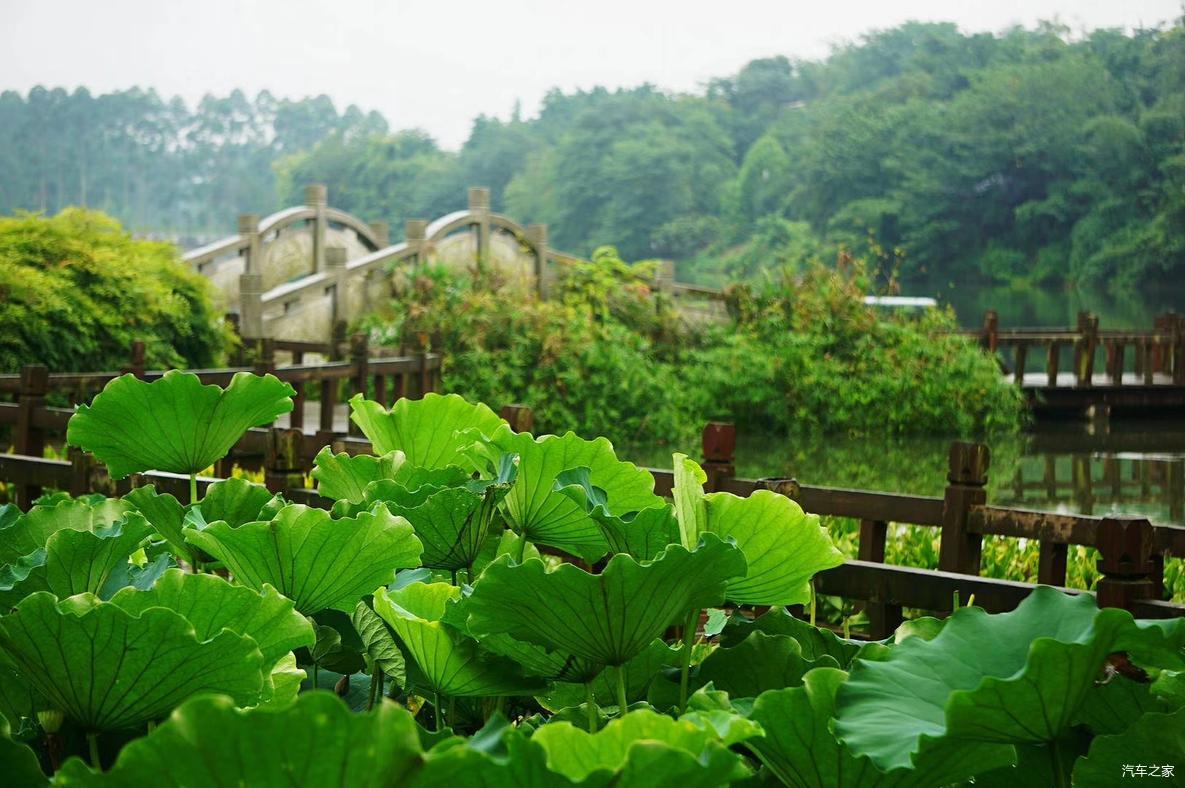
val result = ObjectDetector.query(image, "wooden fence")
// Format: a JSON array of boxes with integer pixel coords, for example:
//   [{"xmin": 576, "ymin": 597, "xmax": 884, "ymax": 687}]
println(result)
[
  {"xmin": 2, "ymin": 366, "xmax": 1183, "ymax": 634},
  {"xmin": 971, "ymin": 309, "xmax": 1185, "ymax": 388}
]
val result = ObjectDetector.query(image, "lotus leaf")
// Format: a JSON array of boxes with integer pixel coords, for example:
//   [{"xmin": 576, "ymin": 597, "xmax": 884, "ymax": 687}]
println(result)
[
  {"xmin": 464, "ymin": 534, "xmax": 746, "ymax": 666},
  {"xmin": 834, "ymin": 586, "xmax": 1185, "ymax": 772},
  {"xmin": 184, "ymin": 503, "xmax": 423, "ymax": 614},
  {"xmin": 749, "ymin": 668, "xmax": 1016, "ymax": 788},
  {"xmin": 53, "ymin": 692, "xmax": 424, "ymax": 787},
  {"xmin": 373, "ymin": 583, "xmax": 545, "ymax": 698},
  {"xmin": 311, "ymin": 447, "xmax": 406, "ymax": 503},
  {"xmin": 0, "ymin": 593, "xmax": 265, "ymax": 731},
  {"xmin": 66, "ymin": 371, "xmax": 294, "ymax": 479},
  {"xmin": 349, "ymin": 392, "xmax": 505, "ymax": 470}
]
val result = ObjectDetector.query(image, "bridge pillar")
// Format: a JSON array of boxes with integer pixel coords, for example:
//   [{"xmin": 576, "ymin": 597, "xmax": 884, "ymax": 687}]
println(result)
[
  {"xmin": 469, "ymin": 187, "xmax": 491, "ymax": 273},
  {"xmin": 238, "ymin": 214, "xmax": 260, "ymax": 275},
  {"xmin": 305, "ymin": 184, "xmax": 328, "ymax": 274},
  {"xmin": 527, "ymin": 223, "xmax": 549, "ymax": 298},
  {"xmin": 406, "ymin": 220, "xmax": 427, "ymax": 266},
  {"xmin": 239, "ymin": 273, "xmax": 265, "ymax": 339},
  {"xmin": 369, "ymin": 220, "xmax": 390, "ymax": 248},
  {"xmin": 326, "ymin": 246, "xmax": 348, "ymax": 335}
]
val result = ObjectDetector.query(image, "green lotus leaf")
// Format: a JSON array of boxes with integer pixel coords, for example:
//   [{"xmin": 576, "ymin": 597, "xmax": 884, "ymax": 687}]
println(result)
[
  {"xmin": 349, "ymin": 392, "xmax": 505, "ymax": 470},
  {"xmin": 66, "ymin": 370, "xmax": 295, "ymax": 479},
  {"xmin": 1073, "ymin": 675, "xmax": 1176, "ymax": 735},
  {"xmin": 373, "ymin": 583, "xmax": 545, "ymax": 698},
  {"xmin": 674, "ymin": 457, "xmax": 843, "ymax": 606},
  {"xmin": 0, "ymin": 497, "xmax": 131, "ymax": 565},
  {"xmin": 530, "ymin": 708, "xmax": 749, "ymax": 785},
  {"xmin": 53, "ymin": 692, "xmax": 424, "ymax": 787},
  {"xmin": 0, "ymin": 592, "xmax": 265, "ymax": 731},
  {"xmin": 312, "ymin": 447, "xmax": 407, "ymax": 504},
  {"xmin": 188, "ymin": 477, "xmax": 279, "ymax": 528},
  {"xmin": 672, "ymin": 453, "xmax": 709, "ymax": 549},
  {"xmin": 108, "ymin": 569, "xmax": 314, "ymax": 667},
  {"xmin": 696, "ymin": 631, "xmax": 820, "ymax": 699},
  {"xmin": 124, "ymin": 485, "xmax": 189, "ymax": 560},
  {"xmin": 260, "ymin": 652, "xmax": 305, "ymax": 708},
  {"xmin": 476, "ymin": 428, "xmax": 662, "ymax": 561},
  {"xmin": 0, "ymin": 712, "xmax": 45, "ymax": 788},
  {"xmin": 834, "ymin": 586, "xmax": 1185, "ymax": 772},
  {"xmin": 1072, "ymin": 707, "xmax": 1185, "ymax": 787},
  {"xmin": 465, "ymin": 534, "xmax": 746, "ymax": 666},
  {"xmin": 374, "ymin": 477, "xmax": 514, "ymax": 573},
  {"xmin": 416, "ymin": 714, "xmax": 563, "ymax": 787},
  {"xmin": 679, "ymin": 685, "xmax": 766, "ymax": 747},
  {"xmin": 556, "ymin": 468, "xmax": 678, "ymax": 561},
  {"xmin": 352, "ymin": 598, "xmax": 407, "ymax": 684},
  {"xmin": 749, "ymin": 668, "xmax": 1016, "ymax": 788},
  {"xmin": 0, "ymin": 514, "xmax": 151, "ymax": 607},
  {"xmin": 540, "ymin": 640, "xmax": 681, "ymax": 710},
  {"xmin": 184, "ymin": 503, "xmax": 423, "ymax": 614},
  {"xmin": 719, "ymin": 606, "xmax": 866, "ymax": 668}
]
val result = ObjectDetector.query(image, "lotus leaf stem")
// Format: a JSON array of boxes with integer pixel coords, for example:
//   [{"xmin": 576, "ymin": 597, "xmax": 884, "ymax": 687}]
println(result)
[
  {"xmin": 434, "ymin": 692, "xmax": 443, "ymax": 731},
  {"xmin": 1049, "ymin": 738, "xmax": 1069, "ymax": 788},
  {"xmin": 189, "ymin": 473, "xmax": 198, "ymax": 506},
  {"xmin": 87, "ymin": 732, "xmax": 101, "ymax": 769},
  {"xmin": 615, "ymin": 665, "xmax": 628, "ymax": 715},
  {"xmin": 678, "ymin": 607, "xmax": 700, "ymax": 712},
  {"xmin": 367, "ymin": 665, "xmax": 380, "ymax": 711}
]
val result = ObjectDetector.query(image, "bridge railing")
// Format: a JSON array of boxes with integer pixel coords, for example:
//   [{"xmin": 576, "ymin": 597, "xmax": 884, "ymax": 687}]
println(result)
[
  {"xmin": 183, "ymin": 185, "xmax": 726, "ymax": 346},
  {"xmin": 965, "ymin": 310, "xmax": 1185, "ymax": 388}
]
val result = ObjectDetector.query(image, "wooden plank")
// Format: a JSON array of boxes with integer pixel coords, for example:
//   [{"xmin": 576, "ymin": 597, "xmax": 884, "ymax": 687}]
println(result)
[{"xmin": 969, "ymin": 505, "xmax": 1100, "ymax": 545}]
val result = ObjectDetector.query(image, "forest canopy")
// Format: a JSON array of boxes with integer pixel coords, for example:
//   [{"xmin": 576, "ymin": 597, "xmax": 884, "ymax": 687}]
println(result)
[{"xmin": 2, "ymin": 19, "xmax": 1183, "ymax": 288}]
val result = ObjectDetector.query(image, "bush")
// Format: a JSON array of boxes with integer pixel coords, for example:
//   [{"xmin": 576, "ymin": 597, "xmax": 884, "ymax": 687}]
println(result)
[
  {"xmin": 0, "ymin": 209, "xmax": 231, "ymax": 372},
  {"xmin": 363, "ymin": 249, "xmax": 1024, "ymax": 445}
]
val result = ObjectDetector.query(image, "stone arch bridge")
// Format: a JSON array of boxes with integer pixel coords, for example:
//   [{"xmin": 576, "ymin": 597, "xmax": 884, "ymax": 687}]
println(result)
[{"xmin": 182, "ymin": 185, "xmax": 724, "ymax": 347}]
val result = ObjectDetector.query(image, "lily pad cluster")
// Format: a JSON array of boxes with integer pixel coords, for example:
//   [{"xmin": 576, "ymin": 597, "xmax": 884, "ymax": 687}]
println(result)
[{"xmin": 1, "ymin": 374, "xmax": 1182, "ymax": 786}]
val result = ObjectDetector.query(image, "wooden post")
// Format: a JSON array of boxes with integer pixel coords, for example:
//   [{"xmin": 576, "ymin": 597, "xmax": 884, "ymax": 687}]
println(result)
[
  {"xmin": 980, "ymin": 310, "xmax": 999, "ymax": 353},
  {"xmin": 1072, "ymin": 454, "xmax": 1094, "ymax": 515},
  {"xmin": 122, "ymin": 340, "xmax": 146, "ymax": 378},
  {"xmin": 264, "ymin": 428, "xmax": 306, "ymax": 494},
  {"xmin": 1172, "ymin": 314, "xmax": 1185, "ymax": 385},
  {"xmin": 1095, "ymin": 516, "xmax": 1157, "ymax": 612},
  {"xmin": 306, "ymin": 184, "xmax": 328, "ymax": 274},
  {"xmin": 858, "ymin": 518, "xmax": 903, "ymax": 638},
  {"xmin": 469, "ymin": 187, "xmax": 491, "ymax": 273},
  {"xmin": 701, "ymin": 423, "xmax": 736, "ymax": 493},
  {"xmin": 1037, "ymin": 541, "xmax": 1068, "ymax": 586},
  {"xmin": 348, "ymin": 333, "xmax": 369, "ymax": 437},
  {"xmin": 527, "ymin": 224, "xmax": 549, "ymax": 299},
  {"xmin": 14, "ymin": 365, "xmax": 49, "ymax": 507},
  {"xmin": 1013, "ymin": 341, "xmax": 1027, "ymax": 385},
  {"xmin": 67, "ymin": 445, "xmax": 96, "ymax": 498},
  {"xmin": 938, "ymin": 441, "xmax": 989, "ymax": 575},
  {"xmin": 290, "ymin": 381, "xmax": 306, "ymax": 432},
  {"xmin": 499, "ymin": 404, "xmax": 534, "ymax": 434},
  {"xmin": 1075, "ymin": 312, "xmax": 1098, "ymax": 387},
  {"xmin": 1046, "ymin": 340, "xmax": 1060, "ymax": 387},
  {"xmin": 316, "ymin": 377, "xmax": 338, "ymax": 447}
]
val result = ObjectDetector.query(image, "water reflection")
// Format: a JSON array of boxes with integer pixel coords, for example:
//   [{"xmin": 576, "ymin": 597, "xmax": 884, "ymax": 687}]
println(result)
[{"xmin": 622, "ymin": 418, "xmax": 1185, "ymax": 526}]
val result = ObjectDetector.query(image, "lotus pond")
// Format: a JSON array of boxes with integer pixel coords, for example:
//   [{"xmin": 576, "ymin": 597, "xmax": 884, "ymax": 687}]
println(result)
[{"xmin": 0, "ymin": 372, "xmax": 1182, "ymax": 787}]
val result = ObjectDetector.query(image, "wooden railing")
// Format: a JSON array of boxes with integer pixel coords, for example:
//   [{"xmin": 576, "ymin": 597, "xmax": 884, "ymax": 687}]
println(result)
[
  {"xmin": 968, "ymin": 310, "xmax": 1185, "ymax": 388},
  {"xmin": 3, "ymin": 381, "xmax": 1182, "ymax": 632}
]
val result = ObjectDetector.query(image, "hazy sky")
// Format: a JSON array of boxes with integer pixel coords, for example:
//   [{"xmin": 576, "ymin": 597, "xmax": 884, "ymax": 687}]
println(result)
[{"xmin": 2, "ymin": 0, "xmax": 1180, "ymax": 148}]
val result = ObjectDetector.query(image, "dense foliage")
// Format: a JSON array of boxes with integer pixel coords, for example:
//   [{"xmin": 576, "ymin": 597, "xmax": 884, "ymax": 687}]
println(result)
[
  {"xmin": 284, "ymin": 20, "xmax": 1185, "ymax": 289},
  {"xmin": 0, "ymin": 210, "xmax": 231, "ymax": 374},
  {"xmin": 0, "ymin": 376, "xmax": 1181, "ymax": 786},
  {"xmin": 5, "ymin": 20, "xmax": 1182, "ymax": 287},
  {"xmin": 365, "ymin": 249, "xmax": 1023, "ymax": 445},
  {"xmin": 0, "ymin": 88, "xmax": 386, "ymax": 238}
]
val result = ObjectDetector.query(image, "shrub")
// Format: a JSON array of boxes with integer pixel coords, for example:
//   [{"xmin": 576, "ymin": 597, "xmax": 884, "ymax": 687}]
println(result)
[{"xmin": 0, "ymin": 209, "xmax": 231, "ymax": 373}]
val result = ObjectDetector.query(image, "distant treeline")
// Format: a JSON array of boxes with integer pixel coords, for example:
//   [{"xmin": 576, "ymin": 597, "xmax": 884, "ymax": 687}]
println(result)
[{"xmin": 3, "ymin": 19, "xmax": 1183, "ymax": 286}]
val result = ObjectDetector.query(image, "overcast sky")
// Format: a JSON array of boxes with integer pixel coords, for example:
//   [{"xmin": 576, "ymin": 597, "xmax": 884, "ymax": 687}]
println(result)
[{"xmin": 2, "ymin": 0, "xmax": 1181, "ymax": 148}]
